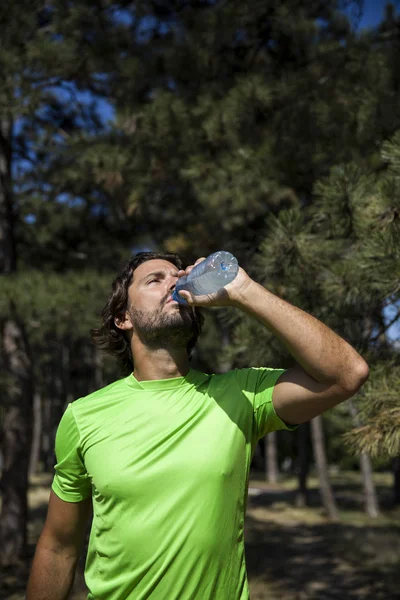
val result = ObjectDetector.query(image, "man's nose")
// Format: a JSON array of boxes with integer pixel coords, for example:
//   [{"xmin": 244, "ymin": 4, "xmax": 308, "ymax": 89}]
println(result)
[{"xmin": 168, "ymin": 275, "xmax": 180, "ymax": 292}]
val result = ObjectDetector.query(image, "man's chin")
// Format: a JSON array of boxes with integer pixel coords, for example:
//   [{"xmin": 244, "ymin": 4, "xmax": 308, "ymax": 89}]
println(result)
[{"xmin": 130, "ymin": 306, "xmax": 196, "ymax": 344}]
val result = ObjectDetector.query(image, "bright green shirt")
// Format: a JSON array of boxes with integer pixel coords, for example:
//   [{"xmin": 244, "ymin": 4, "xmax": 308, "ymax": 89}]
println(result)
[{"xmin": 52, "ymin": 367, "xmax": 295, "ymax": 600}]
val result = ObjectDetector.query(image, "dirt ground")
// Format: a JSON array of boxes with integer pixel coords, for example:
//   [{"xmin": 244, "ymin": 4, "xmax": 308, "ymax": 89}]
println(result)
[{"xmin": 2, "ymin": 472, "xmax": 400, "ymax": 599}]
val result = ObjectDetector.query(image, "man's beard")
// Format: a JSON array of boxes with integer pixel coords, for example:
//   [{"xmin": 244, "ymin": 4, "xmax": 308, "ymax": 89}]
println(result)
[{"xmin": 128, "ymin": 301, "xmax": 199, "ymax": 350}]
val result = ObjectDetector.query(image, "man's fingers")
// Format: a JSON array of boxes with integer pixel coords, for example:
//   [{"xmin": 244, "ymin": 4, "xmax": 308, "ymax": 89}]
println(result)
[
  {"xmin": 177, "ymin": 290, "xmax": 192, "ymax": 303},
  {"xmin": 185, "ymin": 257, "xmax": 206, "ymax": 276}
]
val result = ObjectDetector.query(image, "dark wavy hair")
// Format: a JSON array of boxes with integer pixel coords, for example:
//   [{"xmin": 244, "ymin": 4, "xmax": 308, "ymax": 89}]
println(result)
[{"xmin": 90, "ymin": 252, "xmax": 205, "ymax": 376}]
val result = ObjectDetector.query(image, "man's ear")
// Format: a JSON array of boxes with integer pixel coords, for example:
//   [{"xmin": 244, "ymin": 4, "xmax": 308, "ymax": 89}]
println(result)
[{"xmin": 114, "ymin": 312, "xmax": 133, "ymax": 331}]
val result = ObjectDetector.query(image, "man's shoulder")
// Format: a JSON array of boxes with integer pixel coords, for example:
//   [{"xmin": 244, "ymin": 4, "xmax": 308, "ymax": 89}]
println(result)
[
  {"xmin": 205, "ymin": 368, "xmax": 251, "ymax": 389},
  {"xmin": 210, "ymin": 367, "xmax": 265, "ymax": 381},
  {"xmin": 211, "ymin": 367, "xmax": 281, "ymax": 392},
  {"xmin": 71, "ymin": 377, "xmax": 128, "ymax": 409}
]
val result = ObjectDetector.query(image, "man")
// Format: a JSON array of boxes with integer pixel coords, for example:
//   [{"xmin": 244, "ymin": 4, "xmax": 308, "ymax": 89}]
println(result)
[{"xmin": 27, "ymin": 251, "xmax": 369, "ymax": 600}]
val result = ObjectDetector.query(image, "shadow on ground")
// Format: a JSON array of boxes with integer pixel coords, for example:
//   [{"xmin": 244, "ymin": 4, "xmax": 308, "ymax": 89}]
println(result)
[
  {"xmin": 245, "ymin": 489, "xmax": 400, "ymax": 600},
  {"xmin": 248, "ymin": 478, "xmax": 396, "ymax": 512},
  {"xmin": 2, "ymin": 477, "xmax": 400, "ymax": 600}
]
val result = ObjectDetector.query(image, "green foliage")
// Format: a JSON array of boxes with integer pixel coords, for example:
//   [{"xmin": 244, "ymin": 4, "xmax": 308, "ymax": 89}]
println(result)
[
  {"xmin": 324, "ymin": 402, "xmax": 359, "ymax": 469},
  {"xmin": 3, "ymin": 0, "xmax": 400, "ymax": 468},
  {"xmin": 234, "ymin": 128, "xmax": 400, "ymax": 458},
  {"xmin": 0, "ymin": 270, "xmax": 111, "ymax": 340},
  {"xmin": 0, "ymin": 1, "xmax": 142, "ymax": 274},
  {"xmin": 62, "ymin": 0, "xmax": 371, "ymax": 259},
  {"xmin": 0, "ymin": 269, "xmax": 124, "ymax": 401},
  {"xmin": 343, "ymin": 363, "xmax": 400, "ymax": 457}
]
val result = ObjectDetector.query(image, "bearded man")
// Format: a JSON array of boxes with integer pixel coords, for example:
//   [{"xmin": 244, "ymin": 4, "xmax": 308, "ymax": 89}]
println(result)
[{"xmin": 27, "ymin": 251, "xmax": 369, "ymax": 600}]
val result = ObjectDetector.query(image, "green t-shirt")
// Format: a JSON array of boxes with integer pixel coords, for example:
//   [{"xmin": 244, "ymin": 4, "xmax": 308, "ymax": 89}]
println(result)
[{"xmin": 52, "ymin": 367, "xmax": 295, "ymax": 600}]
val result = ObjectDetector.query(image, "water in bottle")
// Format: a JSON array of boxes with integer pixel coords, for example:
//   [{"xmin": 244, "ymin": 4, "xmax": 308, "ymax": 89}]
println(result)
[{"xmin": 172, "ymin": 251, "xmax": 239, "ymax": 304}]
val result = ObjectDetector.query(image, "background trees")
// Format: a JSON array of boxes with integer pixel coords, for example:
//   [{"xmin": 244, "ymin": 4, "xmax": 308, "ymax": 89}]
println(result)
[
  {"xmin": 0, "ymin": 0, "xmax": 131, "ymax": 562},
  {"xmin": 1, "ymin": 0, "xmax": 399, "ymax": 563}
]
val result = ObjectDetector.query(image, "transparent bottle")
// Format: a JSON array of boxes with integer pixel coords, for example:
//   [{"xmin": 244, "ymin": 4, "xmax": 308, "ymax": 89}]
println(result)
[{"xmin": 172, "ymin": 251, "xmax": 239, "ymax": 304}]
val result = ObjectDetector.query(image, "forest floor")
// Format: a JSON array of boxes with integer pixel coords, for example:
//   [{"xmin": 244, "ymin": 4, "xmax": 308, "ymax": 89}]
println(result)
[{"xmin": 2, "ymin": 471, "xmax": 400, "ymax": 600}]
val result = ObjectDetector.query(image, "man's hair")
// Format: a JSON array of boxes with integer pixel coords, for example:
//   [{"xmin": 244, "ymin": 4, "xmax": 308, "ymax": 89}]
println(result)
[{"xmin": 90, "ymin": 252, "xmax": 205, "ymax": 376}]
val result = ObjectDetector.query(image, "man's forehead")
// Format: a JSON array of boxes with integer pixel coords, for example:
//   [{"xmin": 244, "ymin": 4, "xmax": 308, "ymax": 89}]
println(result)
[{"xmin": 132, "ymin": 259, "xmax": 179, "ymax": 281}]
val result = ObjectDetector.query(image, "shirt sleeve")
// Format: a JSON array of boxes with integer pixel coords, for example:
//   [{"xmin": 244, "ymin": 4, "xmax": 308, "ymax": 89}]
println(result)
[
  {"xmin": 235, "ymin": 367, "xmax": 298, "ymax": 441},
  {"xmin": 51, "ymin": 403, "xmax": 92, "ymax": 502}
]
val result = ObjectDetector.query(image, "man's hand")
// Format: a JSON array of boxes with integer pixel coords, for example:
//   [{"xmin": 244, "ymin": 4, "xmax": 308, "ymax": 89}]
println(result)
[{"xmin": 176, "ymin": 257, "xmax": 252, "ymax": 307}]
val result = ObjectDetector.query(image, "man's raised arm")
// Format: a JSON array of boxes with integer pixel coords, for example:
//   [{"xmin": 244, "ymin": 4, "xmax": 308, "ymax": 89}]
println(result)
[
  {"xmin": 178, "ymin": 260, "xmax": 369, "ymax": 425},
  {"xmin": 232, "ymin": 278, "xmax": 369, "ymax": 425}
]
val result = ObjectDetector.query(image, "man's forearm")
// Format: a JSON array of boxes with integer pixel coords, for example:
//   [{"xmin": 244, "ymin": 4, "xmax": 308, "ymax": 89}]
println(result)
[
  {"xmin": 234, "ymin": 280, "xmax": 368, "ymax": 388},
  {"xmin": 26, "ymin": 541, "xmax": 78, "ymax": 600}
]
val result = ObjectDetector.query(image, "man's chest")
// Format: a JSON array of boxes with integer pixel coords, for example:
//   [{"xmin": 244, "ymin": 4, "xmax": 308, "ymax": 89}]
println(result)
[{"xmin": 83, "ymin": 399, "xmax": 248, "ymax": 502}]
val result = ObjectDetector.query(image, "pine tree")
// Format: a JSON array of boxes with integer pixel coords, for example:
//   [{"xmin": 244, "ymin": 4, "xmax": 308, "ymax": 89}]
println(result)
[
  {"xmin": 315, "ymin": 132, "xmax": 400, "ymax": 458},
  {"xmin": 73, "ymin": 0, "xmax": 368, "ymax": 260},
  {"xmin": 0, "ymin": 0, "xmax": 134, "ymax": 562},
  {"xmin": 2, "ymin": 0, "xmax": 399, "ymax": 559},
  {"xmin": 232, "ymin": 127, "xmax": 399, "ymax": 511}
]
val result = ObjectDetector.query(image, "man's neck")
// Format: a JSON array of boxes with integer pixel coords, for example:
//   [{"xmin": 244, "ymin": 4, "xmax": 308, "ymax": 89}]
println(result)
[{"xmin": 131, "ymin": 348, "xmax": 191, "ymax": 382}]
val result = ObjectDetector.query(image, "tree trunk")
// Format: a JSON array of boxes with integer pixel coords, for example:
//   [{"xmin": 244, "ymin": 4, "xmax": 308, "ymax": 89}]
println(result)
[
  {"xmin": 0, "ymin": 114, "xmax": 34, "ymax": 564},
  {"xmin": 29, "ymin": 392, "xmax": 42, "ymax": 477},
  {"xmin": 61, "ymin": 342, "xmax": 73, "ymax": 407},
  {"xmin": 310, "ymin": 415, "xmax": 340, "ymax": 521},
  {"xmin": 264, "ymin": 431, "xmax": 279, "ymax": 483},
  {"xmin": 0, "ymin": 311, "xmax": 34, "ymax": 564},
  {"xmin": 0, "ymin": 115, "xmax": 16, "ymax": 272},
  {"xmin": 393, "ymin": 457, "xmax": 400, "ymax": 506},
  {"xmin": 43, "ymin": 344, "xmax": 68, "ymax": 473},
  {"xmin": 359, "ymin": 453, "xmax": 380, "ymax": 517},
  {"xmin": 295, "ymin": 422, "xmax": 310, "ymax": 507},
  {"xmin": 348, "ymin": 400, "xmax": 380, "ymax": 517},
  {"xmin": 94, "ymin": 345, "xmax": 104, "ymax": 390},
  {"xmin": 41, "ymin": 395, "xmax": 53, "ymax": 473},
  {"xmin": 218, "ymin": 328, "xmax": 234, "ymax": 373}
]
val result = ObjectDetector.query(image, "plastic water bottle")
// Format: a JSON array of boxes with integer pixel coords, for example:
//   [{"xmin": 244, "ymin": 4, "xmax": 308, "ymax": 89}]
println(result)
[{"xmin": 172, "ymin": 251, "xmax": 239, "ymax": 304}]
